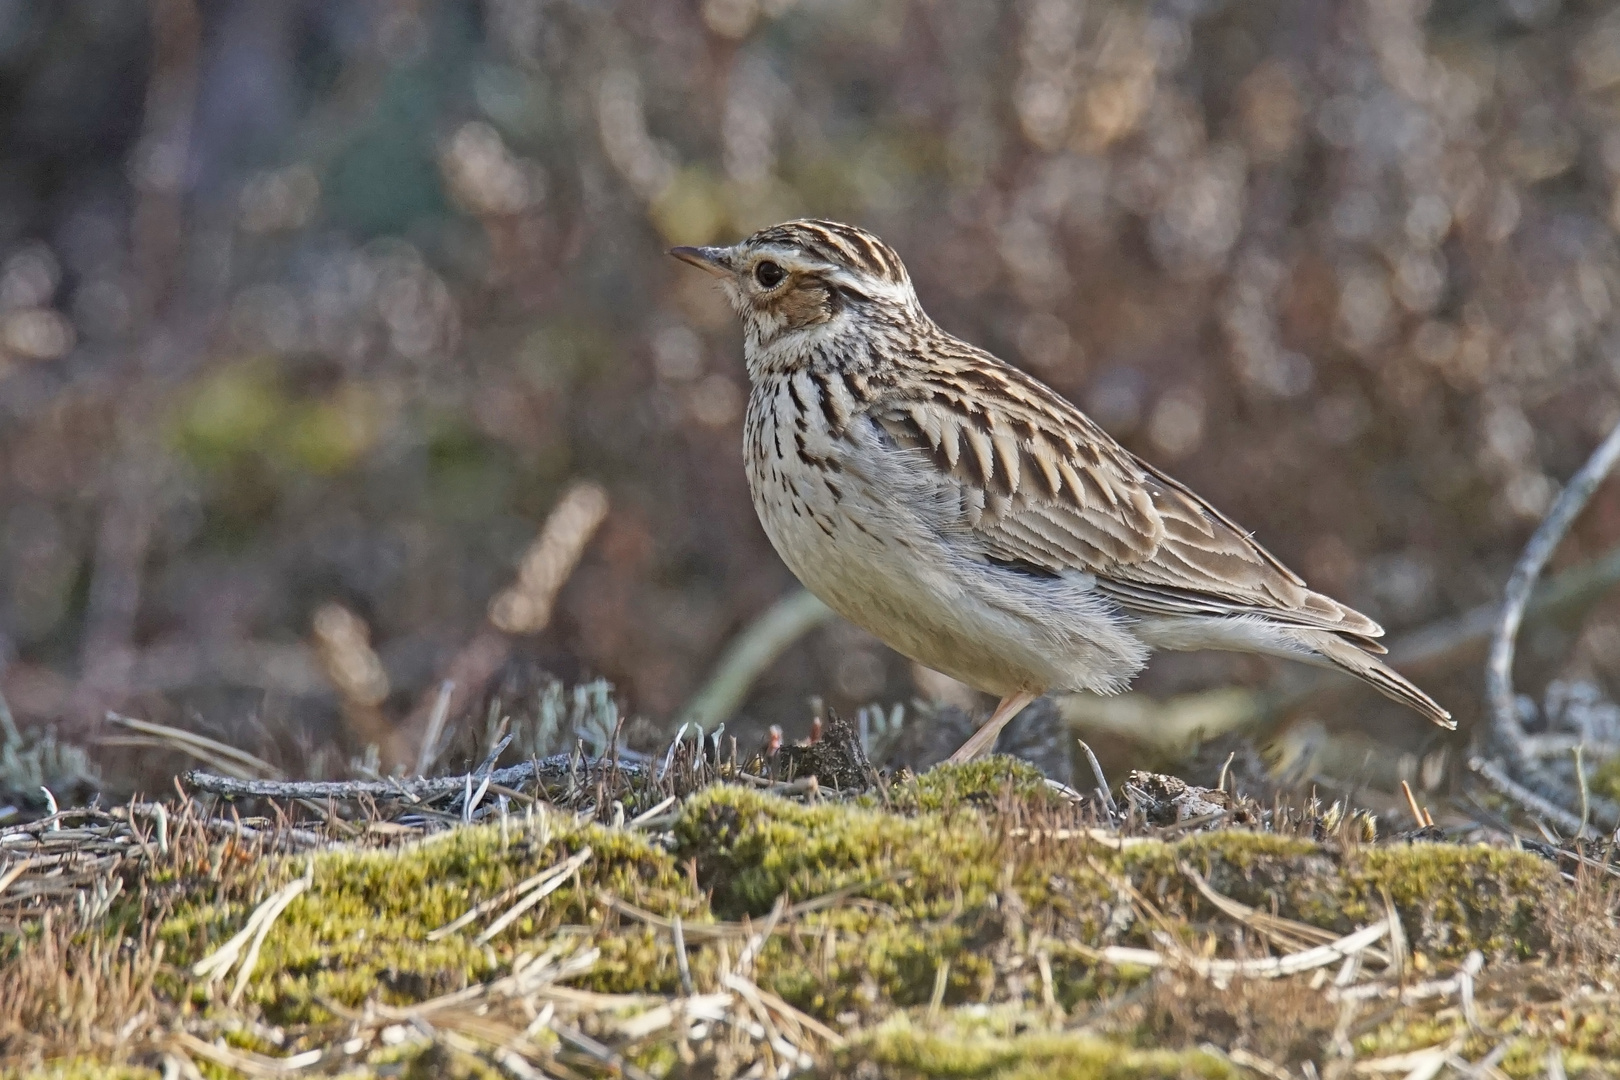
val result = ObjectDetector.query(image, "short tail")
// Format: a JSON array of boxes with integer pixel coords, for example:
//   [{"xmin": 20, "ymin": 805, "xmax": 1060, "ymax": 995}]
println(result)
[{"xmin": 1308, "ymin": 631, "xmax": 1454, "ymax": 729}]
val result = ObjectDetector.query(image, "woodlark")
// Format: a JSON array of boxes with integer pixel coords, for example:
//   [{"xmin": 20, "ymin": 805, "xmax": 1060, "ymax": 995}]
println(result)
[{"xmin": 672, "ymin": 220, "xmax": 1451, "ymax": 762}]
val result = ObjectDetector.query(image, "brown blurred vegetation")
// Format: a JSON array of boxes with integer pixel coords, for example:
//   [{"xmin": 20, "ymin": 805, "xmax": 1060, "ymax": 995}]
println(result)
[{"xmin": 4, "ymin": 0, "xmax": 1620, "ymax": 801}]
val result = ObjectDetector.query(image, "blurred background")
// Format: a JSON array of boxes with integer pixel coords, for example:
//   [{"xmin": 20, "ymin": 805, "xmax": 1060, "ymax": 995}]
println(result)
[{"xmin": 4, "ymin": 0, "xmax": 1620, "ymax": 806}]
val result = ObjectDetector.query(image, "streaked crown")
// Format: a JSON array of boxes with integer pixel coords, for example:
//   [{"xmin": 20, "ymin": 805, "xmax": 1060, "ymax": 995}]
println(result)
[{"xmin": 745, "ymin": 219, "xmax": 910, "ymax": 287}]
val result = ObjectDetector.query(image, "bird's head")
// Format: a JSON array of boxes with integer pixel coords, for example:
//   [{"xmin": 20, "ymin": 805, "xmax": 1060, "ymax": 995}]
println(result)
[{"xmin": 670, "ymin": 219, "xmax": 920, "ymax": 367}]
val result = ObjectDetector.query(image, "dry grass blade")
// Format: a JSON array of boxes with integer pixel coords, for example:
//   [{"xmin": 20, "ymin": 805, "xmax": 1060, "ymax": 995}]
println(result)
[
  {"xmin": 427, "ymin": 851, "xmax": 582, "ymax": 941},
  {"xmin": 549, "ymin": 1017, "xmax": 657, "ymax": 1080},
  {"xmin": 1350, "ymin": 1041, "xmax": 1463, "ymax": 1077},
  {"xmin": 1330, "ymin": 972, "xmax": 1464, "ymax": 1005},
  {"xmin": 106, "ymin": 713, "xmax": 281, "ymax": 780},
  {"xmin": 613, "ymin": 993, "xmax": 732, "ymax": 1040},
  {"xmin": 0, "ymin": 857, "xmax": 33, "ymax": 900},
  {"xmin": 598, "ymin": 870, "xmax": 904, "ymax": 944},
  {"xmin": 489, "ymin": 481, "xmax": 610, "ymax": 635},
  {"xmin": 415, "ymin": 679, "xmax": 456, "ymax": 777},
  {"xmin": 720, "ymin": 971, "xmax": 843, "ymax": 1047},
  {"xmin": 627, "ymin": 794, "xmax": 677, "ymax": 827},
  {"xmin": 170, "ymin": 1031, "xmax": 324, "ymax": 1076},
  {"xmin": 724, "ymin": 970, "xmax": 791, "ymax": 1065},
  {"xmin": 191, "ymin": 869, "xmax": 311, "ymax": 1005},
  {"xmin": 493, "ymin": 944, "xmax": 601, "ymax": 998},
  {"xmin": 1225, "ymin": 1046, "xmax": 1295, "ymax": 1080},
  {"xmin": 735, "ymin": 892, "xmax": 787, "ymax": 976},
  {"xmin": 1086, "ymin": 913, "xmax": 1392, "ymax": 980},
  {"xmin": 476, "ymin": 846, "xmax": 592, "ymax": 944},
  {"xmin": 1180, "ymin": 861, "xmax": 1391, "ymax": 965}
]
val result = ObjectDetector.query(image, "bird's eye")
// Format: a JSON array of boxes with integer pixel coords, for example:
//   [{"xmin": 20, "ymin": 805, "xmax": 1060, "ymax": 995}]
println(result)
[{"xmin": 754, "ymin": 261, "xmax": 785, "ymax": 288}]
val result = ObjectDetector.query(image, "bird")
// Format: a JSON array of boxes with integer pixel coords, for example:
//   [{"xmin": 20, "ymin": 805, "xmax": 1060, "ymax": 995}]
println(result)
[{"xmin": 670, "ymin": 219, "xmax": 1451, "ymax": 763}]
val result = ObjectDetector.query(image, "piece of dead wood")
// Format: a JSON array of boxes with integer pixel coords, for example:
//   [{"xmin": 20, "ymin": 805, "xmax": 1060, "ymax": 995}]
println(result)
[
  {"xmin": 183, "ymin": 753, "xmax": 651, "ymax": 802},
  {"xmin": 1478, "ymin": 418, "xmax": 1620, "ymax": 832}
]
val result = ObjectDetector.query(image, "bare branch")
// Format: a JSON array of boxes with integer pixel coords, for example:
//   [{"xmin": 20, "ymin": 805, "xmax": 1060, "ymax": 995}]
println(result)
[
  {"xmin": 183, "ymin": 754, "xmax": 650, "ymax": 802},
  {"xmin": 1481, "ymin": 417, "xmax": 1620, "ymax": 831}
]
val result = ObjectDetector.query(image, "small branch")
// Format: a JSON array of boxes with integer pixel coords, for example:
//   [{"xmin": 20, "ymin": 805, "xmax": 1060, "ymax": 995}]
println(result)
[
  {"xmin": 1076, "ymin": 738, "xmax": 1117, "ymax": 820},
  {"xmin": 1482, "ymin": 418, "xmax": 1620, "ymax": 830},
  {"xmin": 1467, "ymin": 757, "xmax": 1586, "ymax": 838},
  {"xmin": 184, "ymin": 754, "xmax": 650, "ymax": 802}
]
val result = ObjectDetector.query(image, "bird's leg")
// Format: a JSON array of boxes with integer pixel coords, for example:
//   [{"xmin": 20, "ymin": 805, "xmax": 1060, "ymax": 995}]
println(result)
[{"xmin": 947, "ymin": 690, "xmax": 1039, "ymax": 763}]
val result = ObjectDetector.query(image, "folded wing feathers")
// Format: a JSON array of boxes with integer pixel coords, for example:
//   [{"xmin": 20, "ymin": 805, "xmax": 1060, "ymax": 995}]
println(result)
[{"xmin": 890, "ymin": 357, "xmax": 1387, "ymax": 644}]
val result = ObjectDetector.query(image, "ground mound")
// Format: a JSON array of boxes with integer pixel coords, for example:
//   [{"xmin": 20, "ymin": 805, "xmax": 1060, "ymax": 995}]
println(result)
[{"xmin": 2, "ymin": 747, "xmax": 1615, "ymax": 1079}]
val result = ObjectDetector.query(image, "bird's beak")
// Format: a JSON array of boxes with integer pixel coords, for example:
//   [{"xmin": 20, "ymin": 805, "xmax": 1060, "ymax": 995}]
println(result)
[{"xmin": 668, "ymin": 245, "xmax": 733, "ymax": 278}]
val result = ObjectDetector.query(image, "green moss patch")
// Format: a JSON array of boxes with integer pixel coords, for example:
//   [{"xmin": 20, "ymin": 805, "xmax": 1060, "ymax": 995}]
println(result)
[
  {"xmin": 2, "ymin": 760, "xmax": 1610, "ymax": 1079},
  {"xmin": 163, "ymin": 808, "xmax": 695, "ymax": 1024},
  {"xmin": 826, "ymin": 1013, "xmax": 1241, "ymax": 1079}
]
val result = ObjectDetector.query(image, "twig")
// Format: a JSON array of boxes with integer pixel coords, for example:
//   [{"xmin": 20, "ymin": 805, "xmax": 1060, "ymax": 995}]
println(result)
[
  {"xmin": 184, "ymin": 754, "xmax": 651, "ymax": 801},
  {"xmin": 1399, "ymin": 781, "xmax": 1427, "ymax": 830},
  {"xmin": 0, "ymin": 685, "xmax": 20, "ymax": 747},
  {"xmin": 488, "ymin": 481, "xmax": 610, "ymax": 634},
  {"xmin": 1482, "ymin": 417, "xmax": 1620, "ymax": 829},
  {"xmin": 1098, "ymin": 538, "xmax": 1620, "ymax": 753},
  {"xmin": 1467, "ymin": 757, "xmax": 1586, "ymax": 837},
  {"xmin": 671, "ymin": 914, "xmax": 694, "ymax": 995},
  {"xmin": 1575, "ymin": 745, "xmax": 1591, "ymax": 838},
  {"xmin": 1389, "ymin": 541, "xmax": 1620, "ymax": 669},
  {"xmin": 398, "ymin": 483, "xmax": 612, "ymax": 770},
  {"xmin": 398, "ymin": 629, "xmax": 510, "ymax": 773},
  {"xmin": 0, "ymin": 858, "xmax": 34, "ymax": 902},
  {"xmin": 416, "ymin": 680, "xmax": 456, "ymax": 777},
  {"xmin": 1077, "ymin": 739, "xmax": 1117, "ymax": 819},
  {"xmin": 71, "ymin": 0, "xmax": 203, "ymax": 730}
]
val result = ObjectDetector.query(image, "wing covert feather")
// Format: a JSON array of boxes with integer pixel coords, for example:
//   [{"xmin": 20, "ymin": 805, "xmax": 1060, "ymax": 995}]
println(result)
[{"xmin": 870, "ymin": 340, "xmax": 1383, "ymax": 640}]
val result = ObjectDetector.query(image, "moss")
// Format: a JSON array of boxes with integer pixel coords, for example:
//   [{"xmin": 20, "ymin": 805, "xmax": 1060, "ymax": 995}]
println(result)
[
  {"xmin": 1346, "ymin": 968, "xmax": 1620, "ymax": 1075},
  {"xmin": 1588, "ymin": 756, "xmax": 1620, "ymax": 805},
  {"xmin": 13, "ymin": 770, "xmax": 1592, "ymax": 1078},
  {"xmin": 826, "ymin": 1014, "xmax": 1241, "ymax": 1079},
  {"xmin": 675, "ymin": 784, "xmax": 1008, "ymax": 918},
  {"xmin": 879, "ymin": 758, "xmax": 1061, "ymax": 813},
  {"xmin": 1121, "ymin": 836, "xmax": 1557, "ymax": 960},
  {"xmin": 160, "ymin": 807, "xmax": 692, "ymax": 1024},
  {"xmin": 664, "ymin": 783, "xmax": 1565, "ymax": 1024},
  {"xmin": 134, "ymin": 786, "xmax": 1568, "ymax": 1040},
  {"xmin": 4, "ymin": 1065, "xmax": 161, "ymax": 1080},
  {"xmin": 1343, "ymin": 844, "xmax": 1554, "ymax": 959}
]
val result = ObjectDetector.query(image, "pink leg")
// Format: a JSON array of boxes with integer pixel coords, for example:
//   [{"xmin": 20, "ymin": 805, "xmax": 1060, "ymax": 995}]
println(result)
[{"xmin": 947, "ymin": 690, "xmax": 1040, "ymax": 763}]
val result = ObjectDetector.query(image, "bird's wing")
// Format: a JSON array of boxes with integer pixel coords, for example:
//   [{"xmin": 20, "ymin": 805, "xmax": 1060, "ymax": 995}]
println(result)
[{"xmin": 870, "ymin": 341, "xmax": 1384, "ymax": 643}]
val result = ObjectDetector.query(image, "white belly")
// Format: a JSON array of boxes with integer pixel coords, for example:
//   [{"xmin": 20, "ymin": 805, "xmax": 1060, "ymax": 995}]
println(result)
[{"xmin": 743, "ymin": 383, "xmax": 1148, "ymax": 697}]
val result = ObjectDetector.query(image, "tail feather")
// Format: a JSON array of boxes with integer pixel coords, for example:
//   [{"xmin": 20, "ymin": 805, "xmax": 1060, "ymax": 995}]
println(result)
[{"xmin": 1310, "ymin": 632, "xmax": 1453, "ymax": 730}]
